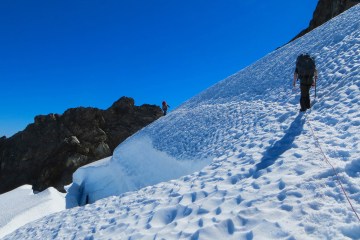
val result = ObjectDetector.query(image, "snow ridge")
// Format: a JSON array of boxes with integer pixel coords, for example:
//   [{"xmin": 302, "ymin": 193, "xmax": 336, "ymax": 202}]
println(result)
[
  {"xmin": 0, "ymin": 185, "xmax": 65, "ymax": 238},
  {"xmin": 4, "ymin": 5, "xmax": 360, "ymax": 240}
]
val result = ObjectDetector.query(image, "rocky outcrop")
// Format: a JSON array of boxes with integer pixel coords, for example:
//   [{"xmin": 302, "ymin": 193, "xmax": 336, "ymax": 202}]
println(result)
[
  {"xmin": 0, "ymin": 97, "xmax": 163, "ymax": 194},
  {"xmin": 292, "ymin": 0, "xmax": 358, "ymax": 41}
]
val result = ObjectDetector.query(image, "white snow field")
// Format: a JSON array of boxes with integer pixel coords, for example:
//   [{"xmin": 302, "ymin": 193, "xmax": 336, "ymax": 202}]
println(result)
[
  {"xmin": 3, "ymin": 5, "xmax": 360, "ymax": 240},
  {"xmin": 0, "ymin": 185, "xmax": 65, "ymax": 239}
]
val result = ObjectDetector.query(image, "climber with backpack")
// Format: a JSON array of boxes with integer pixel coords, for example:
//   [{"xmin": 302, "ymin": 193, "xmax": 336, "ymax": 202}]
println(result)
[
  {"xmin": 162, "ymin": 101, "xmax": 170, "ymax": 116},
  {"xmin": 293, "ymin": 54, "xmax": 318, "ymax": 112}
]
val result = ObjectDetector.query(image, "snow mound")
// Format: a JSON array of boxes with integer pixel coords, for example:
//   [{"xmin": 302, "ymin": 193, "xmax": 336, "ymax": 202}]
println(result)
[
  {"xmin": 0, "ymin": 185, "xmax": 65, "ymax": 238},
  {"xmin": 4, "ymin": 4, "xmax": 360, "ymax": 240}
]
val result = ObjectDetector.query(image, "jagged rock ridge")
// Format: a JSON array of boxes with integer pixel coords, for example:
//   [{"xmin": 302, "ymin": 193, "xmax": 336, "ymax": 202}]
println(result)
[{"xmin": 0, "ymin": 97, "xmax": 162, "ymax": 194}]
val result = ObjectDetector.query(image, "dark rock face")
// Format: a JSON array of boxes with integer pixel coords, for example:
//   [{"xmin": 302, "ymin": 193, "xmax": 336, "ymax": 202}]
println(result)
[
  {"xmin": 0, "ymin": 97, "xmax": 163, "ymax": 194},
  {"xmin": 292, "ymin": 0, "xmax": 358, "ymax": 41}
]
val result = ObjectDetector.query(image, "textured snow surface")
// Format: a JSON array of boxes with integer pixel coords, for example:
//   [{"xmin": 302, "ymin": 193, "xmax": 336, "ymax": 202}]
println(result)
[
  {"xmin": 3, "ymin": 5, "xmax": 360, "ymax": 240},
  {"xmin": 0, "ymin": 185, "xmax": 65, "ymax": 238}
]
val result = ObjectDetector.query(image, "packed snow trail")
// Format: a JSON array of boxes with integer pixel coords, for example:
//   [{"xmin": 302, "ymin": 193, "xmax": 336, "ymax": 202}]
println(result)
[{"xmin": 4, "ymin": 4, "xmax": 360, "ymax": 240}]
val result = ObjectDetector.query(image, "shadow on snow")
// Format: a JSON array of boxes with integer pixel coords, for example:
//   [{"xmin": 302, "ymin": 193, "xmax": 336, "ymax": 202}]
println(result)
[{"xmin": 255, "ymin": 113, "xmax": 306, "ymax": 174}]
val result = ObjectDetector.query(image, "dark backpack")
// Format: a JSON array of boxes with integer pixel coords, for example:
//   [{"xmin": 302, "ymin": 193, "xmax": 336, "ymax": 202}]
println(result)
[{"xmin": 296, "ymin": 54, "xmax": 316, "ymax": 85}]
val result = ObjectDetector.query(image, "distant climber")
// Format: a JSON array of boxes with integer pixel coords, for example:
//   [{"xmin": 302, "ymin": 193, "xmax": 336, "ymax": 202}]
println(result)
[
  {"xmin": 293, "ymin": 54, "xmax": 318, "ymax": 112},
  {"xmin": 162, "ymin": 101, "xmax": 170, "ymax": 116}
]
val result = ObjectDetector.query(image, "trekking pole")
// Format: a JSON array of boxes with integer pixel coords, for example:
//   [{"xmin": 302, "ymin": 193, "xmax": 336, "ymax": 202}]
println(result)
[{"xmin": 315, "ymin": 76, "xmax": 318, "ymax": 99}]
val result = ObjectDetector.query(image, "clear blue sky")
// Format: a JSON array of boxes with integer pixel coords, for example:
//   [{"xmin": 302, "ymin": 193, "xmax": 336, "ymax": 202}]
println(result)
[{"xmin": 0, "ymin": 0, "xmax": 317, "ymax": 137}]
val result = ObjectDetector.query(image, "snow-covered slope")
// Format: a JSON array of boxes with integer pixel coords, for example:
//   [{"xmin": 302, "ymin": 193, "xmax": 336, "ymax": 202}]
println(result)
[
  {"xmin": 0, "ymin": 185, "xmax": 65, "ymax": 238},
  {"xmin": 4, "ymin": 5, "xmax": 360, "ymax": 240}
]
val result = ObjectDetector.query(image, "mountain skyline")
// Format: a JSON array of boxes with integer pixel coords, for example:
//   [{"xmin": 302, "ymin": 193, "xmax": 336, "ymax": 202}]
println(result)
[
  {"xmin": 2, "ymin": 4, "xmax": 360, "ymax": 238},
  {"xmin": 1, "ymin": 3, "xmax": 359, "ymax": 239},
  {"xmin": 0, "ymin": 0, "xmax": 317, "ymax": 137}
]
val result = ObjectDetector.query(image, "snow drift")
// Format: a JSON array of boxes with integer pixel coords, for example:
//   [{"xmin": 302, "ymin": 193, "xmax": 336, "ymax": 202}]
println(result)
[
  {"xmin": 4, "ymin": 5, "xmax": 360, "ymax": 240},
  {"xmin": 0, "ymin": 185, "xmax": 65, "ymax": 238}
]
